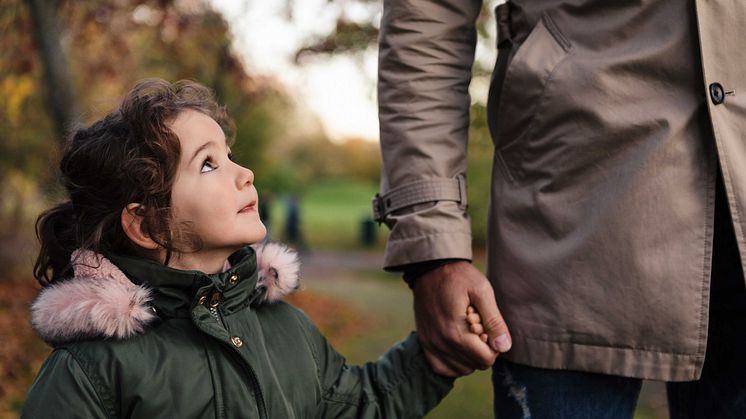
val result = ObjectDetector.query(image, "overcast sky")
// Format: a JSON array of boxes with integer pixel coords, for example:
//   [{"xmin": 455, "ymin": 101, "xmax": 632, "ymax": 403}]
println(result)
[
  {"xmin": 208, "ymin": 0, "xmax": 378, "ymax": 142},
  {"xmin": 209, "ymin": 0, "xmax": 498, "ymax": 143}
]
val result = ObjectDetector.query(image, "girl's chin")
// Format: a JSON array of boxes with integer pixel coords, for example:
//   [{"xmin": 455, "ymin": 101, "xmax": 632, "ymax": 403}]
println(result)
[
  {"xmin": 240, "ymin": 230, "xmax": 268, "ymax": 248},
  {"xmin": 250, "ymin": 225, "xmax": 268, "ymax": 242}
]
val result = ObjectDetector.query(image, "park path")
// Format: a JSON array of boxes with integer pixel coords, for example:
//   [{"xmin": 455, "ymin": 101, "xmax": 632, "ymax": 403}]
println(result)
[{"xmin": 298, "ymin": 249, "xmax": 385, "ymax": 277}]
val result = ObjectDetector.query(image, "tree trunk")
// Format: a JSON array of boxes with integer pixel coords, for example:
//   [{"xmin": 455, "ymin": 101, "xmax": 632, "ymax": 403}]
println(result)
[{"xmin": 26, "ymin": 0, "xmax": 79, "ymax": 144}]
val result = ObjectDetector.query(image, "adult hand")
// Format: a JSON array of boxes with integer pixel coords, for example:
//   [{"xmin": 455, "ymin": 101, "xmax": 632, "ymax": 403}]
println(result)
[{"xmin": 413, "ymin": 261, "xmax": 511, "ymax": 377}]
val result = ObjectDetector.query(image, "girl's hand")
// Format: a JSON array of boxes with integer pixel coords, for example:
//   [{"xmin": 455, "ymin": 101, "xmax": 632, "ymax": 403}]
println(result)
[{"xmin": 466, "ymin": 305, "xmax": 489, "ymax": 343}]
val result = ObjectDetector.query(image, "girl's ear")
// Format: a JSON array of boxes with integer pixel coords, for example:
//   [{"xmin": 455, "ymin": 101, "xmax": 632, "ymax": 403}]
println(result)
[{"xmin": 121, "ymin": 203, "xmax": 160, "ymax": 250}]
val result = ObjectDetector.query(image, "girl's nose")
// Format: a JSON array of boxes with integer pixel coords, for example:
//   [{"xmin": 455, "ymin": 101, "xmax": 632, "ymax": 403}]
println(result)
[{"xmin": 237, "ymin": 165, "xmax": 254, "ymax": 188}]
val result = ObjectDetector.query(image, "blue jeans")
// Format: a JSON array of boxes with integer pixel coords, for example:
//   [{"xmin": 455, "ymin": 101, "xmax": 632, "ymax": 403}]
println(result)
[
  {"xmin": 492, "ymin": 358, "xmax": 641, "ymax": 419},
  {"xmin": 492, "ymin": 170, "xmax": 746, "ymax": 418}
]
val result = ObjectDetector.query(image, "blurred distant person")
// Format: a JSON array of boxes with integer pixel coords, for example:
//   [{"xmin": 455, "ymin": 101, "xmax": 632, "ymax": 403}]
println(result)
[{"xmin": 284, "ymin": 193, "xmax": 302, "ymax": 246}]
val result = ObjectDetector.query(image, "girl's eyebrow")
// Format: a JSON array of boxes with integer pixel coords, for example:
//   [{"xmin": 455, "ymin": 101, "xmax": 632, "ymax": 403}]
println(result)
[{"xmin": 188, "ymin": 141, "xmax": 217, "ymax": 165}]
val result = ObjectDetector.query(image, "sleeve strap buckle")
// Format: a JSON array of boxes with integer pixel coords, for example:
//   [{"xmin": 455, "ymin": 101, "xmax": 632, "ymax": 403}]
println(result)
[{"xmin": 372, "ymin": 175, "xmax": 467, "ymax": 223}]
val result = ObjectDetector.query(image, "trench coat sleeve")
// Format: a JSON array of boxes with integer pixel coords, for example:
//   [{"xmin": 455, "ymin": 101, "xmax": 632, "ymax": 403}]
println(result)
[
  {"xmin": 21, "ymin": 349, "xmax": 111, "ymax": 419},
  {"xmin": 377, "ymin": 0, "xmax": 482, "ymax": 269},
  {"xmin": 295, "ymin": 311, "xmax": 454, "ymax": 418}
]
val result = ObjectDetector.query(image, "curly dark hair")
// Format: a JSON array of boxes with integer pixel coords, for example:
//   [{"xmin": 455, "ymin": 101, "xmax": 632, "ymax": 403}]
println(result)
[{"xmin": 34, "ymin": 79, "xmax": 235, "ymax": 285}]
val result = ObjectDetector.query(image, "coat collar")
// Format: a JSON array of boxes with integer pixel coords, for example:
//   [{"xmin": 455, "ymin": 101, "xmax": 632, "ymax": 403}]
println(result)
[
  {"xmin": 30, "ymin": 243, "xmax": 300, "ymax": 346},
  {"xmin": 107, "ymin": 246, "xmax": 262, "ymax": 319}
]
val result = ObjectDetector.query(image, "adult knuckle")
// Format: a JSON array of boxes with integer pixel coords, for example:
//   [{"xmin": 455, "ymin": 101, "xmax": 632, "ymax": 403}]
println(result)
[
  {"xmin": 420, "ymin": 338, "xmax": 436, "ymax": 353},
  {"xmin": 476, "ymin": 361, "xmax": 490, "ymax": 371},
  {"xmin": 430, "ymin": 362, "xmax": 451, "ymax": 376},
  {"xmin": 478, "ymin": 355, "xmax": 497, "ymax": 370},
  {"xmin": 428, "ymin": 336, "xmax": 448, "ymax": 353},
  {"xmin": 476, "ymin": 280, "xmax": 493, "ymax": 292},
  {"xmin": 434, "ymin": 365, "xmax": 452, "ymax": 376}
]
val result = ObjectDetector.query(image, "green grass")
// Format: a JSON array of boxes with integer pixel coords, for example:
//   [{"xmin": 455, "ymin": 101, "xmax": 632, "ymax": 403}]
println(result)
[{"xmin": 267, "ymin": 180, "xmax": 388, "ymax": 250}]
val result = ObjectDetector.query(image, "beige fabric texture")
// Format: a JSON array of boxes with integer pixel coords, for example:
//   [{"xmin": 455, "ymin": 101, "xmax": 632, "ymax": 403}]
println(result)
[{"xmin": 377, "ymin": 0, "xmax": 746, "ymax": 381}]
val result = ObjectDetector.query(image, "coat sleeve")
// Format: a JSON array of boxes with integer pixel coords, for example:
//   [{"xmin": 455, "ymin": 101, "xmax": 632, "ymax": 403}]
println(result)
[
  {"xmin": 293, "ymin": 310, "xmax": 454, "ymax": 419},
  {"xmin": 21, "ymin": 349, "xmax": 111, "ymax": 419},
  {"xmin": 377, "ymin": 0, "xmax": 482, "ymax": 269}
]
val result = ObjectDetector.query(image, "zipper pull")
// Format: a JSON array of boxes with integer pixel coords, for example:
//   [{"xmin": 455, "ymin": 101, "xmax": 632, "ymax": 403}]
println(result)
[
  {"xmin": 208, "ymin": 291, "xmax": 225, "ymax": 327},
  {"xmin": 210, "ymin": 291, "xmax": 221, "ymax": 308}
]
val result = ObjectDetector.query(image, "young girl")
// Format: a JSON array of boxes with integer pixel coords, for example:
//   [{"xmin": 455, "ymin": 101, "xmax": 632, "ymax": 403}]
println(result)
[{"xmin": 22, "ymin": 79, "xmax": 488, "ymax": 418}]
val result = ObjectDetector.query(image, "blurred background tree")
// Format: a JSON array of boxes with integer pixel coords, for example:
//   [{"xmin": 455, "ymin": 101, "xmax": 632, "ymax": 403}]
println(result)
[{"xmin": 2, "ymin": 0, "xmax": 277, "ymax": 267}]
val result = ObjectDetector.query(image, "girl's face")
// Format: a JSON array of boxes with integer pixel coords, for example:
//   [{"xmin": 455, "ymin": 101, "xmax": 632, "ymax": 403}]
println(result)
[{"xmin": 168, "ymin": 110, "xmax": 266, "ymax": 263}]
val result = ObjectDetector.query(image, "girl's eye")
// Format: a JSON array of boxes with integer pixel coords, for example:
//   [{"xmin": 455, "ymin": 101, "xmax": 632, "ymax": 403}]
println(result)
[{"xmin": 200, "ymin": 159, "xmax": 216, "ymax": 173}]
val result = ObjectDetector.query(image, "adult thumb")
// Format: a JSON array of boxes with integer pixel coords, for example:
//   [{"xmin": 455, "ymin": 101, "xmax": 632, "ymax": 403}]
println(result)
[{"xmin": 471, "ymin": 290, "xmax": 511, "ymax": 353}]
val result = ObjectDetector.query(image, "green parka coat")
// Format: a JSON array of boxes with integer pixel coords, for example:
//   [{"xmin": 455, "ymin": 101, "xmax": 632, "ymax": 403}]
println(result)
[{"xmin": 22, "ymin": 244, "xmax": 453, "ymax": 418}]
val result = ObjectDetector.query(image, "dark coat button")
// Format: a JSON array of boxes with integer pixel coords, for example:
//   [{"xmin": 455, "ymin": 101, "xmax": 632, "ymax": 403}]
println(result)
[{"xmin": 710, "ymin": 82, "xmax": 725, "ymax": 105}]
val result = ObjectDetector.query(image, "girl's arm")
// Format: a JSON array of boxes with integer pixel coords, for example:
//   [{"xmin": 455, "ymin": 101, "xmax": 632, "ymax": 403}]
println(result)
[
  {"xmin": 22, "ymin": 349, "xmax": 110, "ymax": 419},
  {"xmin": 293, "ymin": 311, "xmax": 455, "ymax": 419}
]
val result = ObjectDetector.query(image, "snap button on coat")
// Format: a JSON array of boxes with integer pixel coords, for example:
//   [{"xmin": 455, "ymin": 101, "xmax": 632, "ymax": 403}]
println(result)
[
  {"xmin": 710, "ymin": 82, "xmax": 725, "ymax": 105},
  {"xmin": 231, "ymin": 336, "xmax": 243, "ymax": 348},
  {"xmin": 229, "ymin": 274, "xmax": 238, "ymax": 285}
]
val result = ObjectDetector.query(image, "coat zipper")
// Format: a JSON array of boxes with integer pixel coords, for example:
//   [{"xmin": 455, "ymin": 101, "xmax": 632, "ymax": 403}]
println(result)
[
  {"xmin": 207, "ymin": 291, "xmax": 268, "ymax": 419},
  {"xmin": 209, "ymin": 291, "xmax": 225, "ymax": 327}
]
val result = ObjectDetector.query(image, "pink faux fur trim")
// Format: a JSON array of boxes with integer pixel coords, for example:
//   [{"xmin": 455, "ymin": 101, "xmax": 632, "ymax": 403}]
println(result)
[
  {"xmin": 30, "ymin": 250, "xmax": 155, "ymax": 344},
  {"xmin": 31, "ymin": 244, "xmax": 300, "ymax": 344},
  {"xmin": 253, "ymin": 243, "xmax": 301, "ymax": 303}
]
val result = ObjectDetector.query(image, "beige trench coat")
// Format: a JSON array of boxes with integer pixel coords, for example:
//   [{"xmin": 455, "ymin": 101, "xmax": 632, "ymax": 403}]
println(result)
[{"xmin": 376, "ymin": 0, "xmax": 746, "ymax": 382}]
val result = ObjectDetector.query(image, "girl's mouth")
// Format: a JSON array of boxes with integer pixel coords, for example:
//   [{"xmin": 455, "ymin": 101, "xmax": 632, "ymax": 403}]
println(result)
[{"xmin": 238, "ymin": 202, "xmax": 256, "ymax": 213}]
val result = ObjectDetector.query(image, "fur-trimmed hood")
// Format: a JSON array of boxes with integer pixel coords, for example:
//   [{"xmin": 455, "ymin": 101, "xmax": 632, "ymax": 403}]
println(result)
[{"xmin": 30, "ymin": 243, "xmax": 300, "ymax": 345}]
